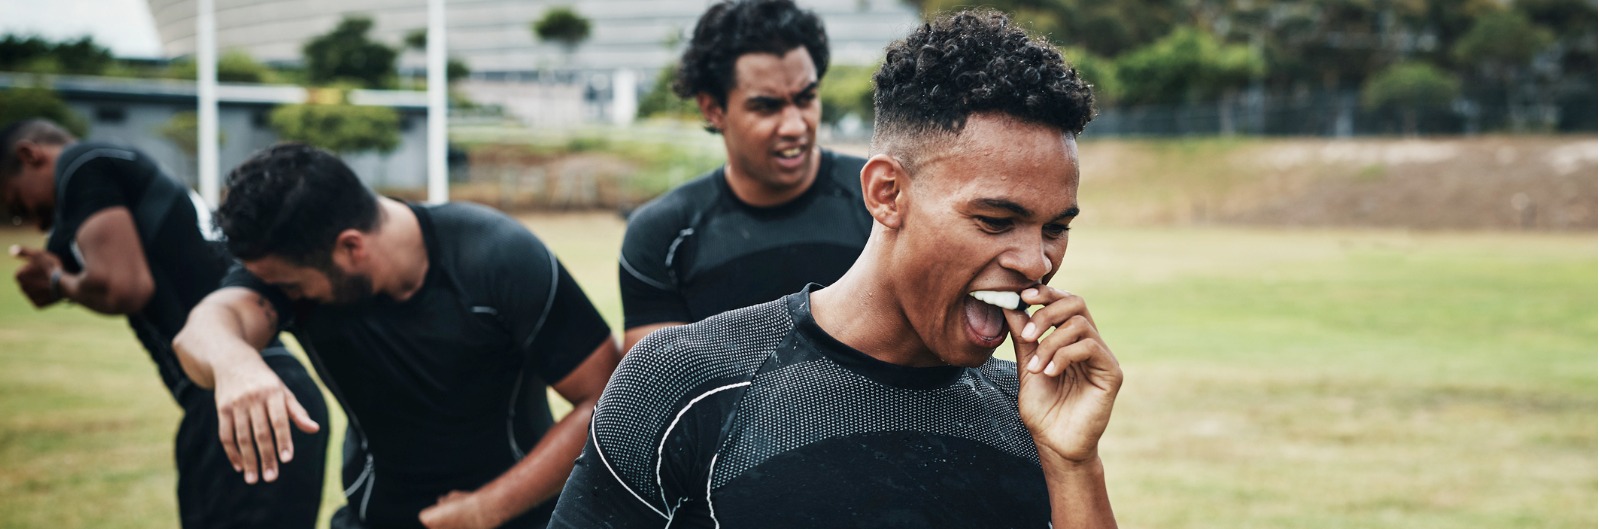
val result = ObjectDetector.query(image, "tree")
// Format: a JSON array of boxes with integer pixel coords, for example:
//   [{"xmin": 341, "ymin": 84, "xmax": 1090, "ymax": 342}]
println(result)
[
  {"xmin": 636, "ymin": 66, "xmax": 698, "ymax": 120},
  {"xmin": 270, "ymin": 94, "xmax": 400, "ymax": 154},
  {"xmin": 818, "ymin": 64, "xmax": 875, "ymax": 126},
  {"xmin": 1116, "ymin": 27, "xmax": 1264, "ymax": 105},
  {"xmin": 1362, "ymin": 62, "xmax": 1460, "ymax": 135},
  {"xmin": 0, "ymin": 34, "xmax": 112, "ymax": 75},
  {"xmin": 303, "ymin": 16, "xmax": 398, "ymax": 89},
  {"xmin": 1059, "ymin": 47, "xmax": 1121, "ymax": 105},
  {"xmin": 1453, "ymin": 9, "xmax": 1556, "ymax": 130},
  {"xmin": 168, "ymin": 50, "xmax": 273, "ymax": 83},
  {"xmin": 533, "ymin": 6, "xmax": 592, "ymax": 59},
  {"xmin": 0, "ymin": 87, "xmax": 89, "ymax": 137}
]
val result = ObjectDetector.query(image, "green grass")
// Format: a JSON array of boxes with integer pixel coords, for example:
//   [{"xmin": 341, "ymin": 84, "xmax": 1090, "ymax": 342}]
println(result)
[{"xmin": 0, "ymin": 221, "xmax": 1593, "ymax": 528}]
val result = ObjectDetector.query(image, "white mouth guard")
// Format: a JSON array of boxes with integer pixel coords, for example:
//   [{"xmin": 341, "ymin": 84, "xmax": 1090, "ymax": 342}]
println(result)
[{"xmin": 969, "ymin": 290, "xmax": 1026, "ymax": 311}]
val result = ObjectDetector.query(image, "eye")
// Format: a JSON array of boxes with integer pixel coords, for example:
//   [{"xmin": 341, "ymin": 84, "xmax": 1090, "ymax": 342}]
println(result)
[
  {"xmin": 794, "ymin": 92, "xmax": 817, "ymax": 106},
  {"xmin": 975, "ymin": 216, "xmax": 1012, "ymax": 233},
  {"xmin": 1043, "ymin": 223, "xmax": 1070, "ymax": 239}
]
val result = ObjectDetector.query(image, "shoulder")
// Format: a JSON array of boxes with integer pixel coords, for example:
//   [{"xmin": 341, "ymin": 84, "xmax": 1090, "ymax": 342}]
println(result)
[
  {"xmin": 625, "ymin": 170, "xmax": 721, "ymax": 235},
  {"xmin": 621, "ymin": 169, "xmax": 722, "ymax": 259},
  {"xmin": 600, "ymin": 298, "xmax": 794, "ymax": 424}
]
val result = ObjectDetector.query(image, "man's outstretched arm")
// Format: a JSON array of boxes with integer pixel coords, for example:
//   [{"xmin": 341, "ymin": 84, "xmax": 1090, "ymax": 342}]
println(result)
[
  {"xmin": 173, "ymin": 286, "xmax": 319, "ymax": 485},
  {"xmin": 419, "ymin": 337, "xmax": 623, "ymax": 529}
]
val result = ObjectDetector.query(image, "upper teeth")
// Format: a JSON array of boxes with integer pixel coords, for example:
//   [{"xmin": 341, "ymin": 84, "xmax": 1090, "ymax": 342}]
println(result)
[
  {"xmin": 779, "ymin": 148, "xmax": 802, "ymax": 157},
  {"xmin": 970, "ymin": 290, "xmax": 1022, "ymax": 310}
]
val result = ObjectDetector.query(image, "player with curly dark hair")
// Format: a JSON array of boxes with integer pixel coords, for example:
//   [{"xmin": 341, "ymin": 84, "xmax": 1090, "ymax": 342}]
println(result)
[
  {"xmin": 175, "ymin": 143, "xmax": 624, "ymax": 528},
  {"xmin": 619, "ymin": 0, "xmax": 872, "ymax": 354},
  {"xmin": 551, "ymin": 8, "xmax": 1119, "ymax": 528}
]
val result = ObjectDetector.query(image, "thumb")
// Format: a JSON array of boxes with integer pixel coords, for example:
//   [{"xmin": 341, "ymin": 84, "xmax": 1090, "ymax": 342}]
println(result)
[
  {"xmin": 9, "ymin": 245, "xmax": 28, "ymax": 258},
  {"xmin": 287, "ymin": 394, "xmax": 321, "ymax": 434},
  {"xmin": 1002, "ymin": 307, "xmax": 1036, "ymax": 369}
]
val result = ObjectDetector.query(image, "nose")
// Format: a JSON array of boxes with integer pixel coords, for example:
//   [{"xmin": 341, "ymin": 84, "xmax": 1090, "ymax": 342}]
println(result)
[
  {"xmin": 777, "ymin": 104, "xmax": 808, "ymax": 138},
  {"xmin": 997, "ymin": 236, "xmax": 1054, "ymax": 283}
]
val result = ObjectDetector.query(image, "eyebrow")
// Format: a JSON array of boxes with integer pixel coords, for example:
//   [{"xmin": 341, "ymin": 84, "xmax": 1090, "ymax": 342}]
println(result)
[
  {"xmin": 744, "ymin": 81, "xmax": 820, "ymax": 105},
  {"xmin": 972, "ymin": 198, "xmax": 1080, "ymax": 221}
]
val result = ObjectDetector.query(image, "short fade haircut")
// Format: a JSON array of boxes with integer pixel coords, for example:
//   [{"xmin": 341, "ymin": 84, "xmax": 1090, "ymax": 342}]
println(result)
[
  {"xmin": 871, "ymin": 9, "xmax": 1095, "ymax": 172},
  {"xmin": 217, "ymin": 143, "xmax": 379, "ymax": 268},
  {"xmin": 673, "ymin": 0, "xmax": 831, "ymax": 111},
  {"xmin": 0, "ymin": 119, "xmax": 76, "ymax": 180}
]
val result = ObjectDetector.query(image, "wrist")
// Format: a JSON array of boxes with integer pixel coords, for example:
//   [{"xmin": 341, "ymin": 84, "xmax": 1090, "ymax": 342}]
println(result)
[{"xmin": 49, "ymin": 269, "xmax": 65, "ymax": 302}]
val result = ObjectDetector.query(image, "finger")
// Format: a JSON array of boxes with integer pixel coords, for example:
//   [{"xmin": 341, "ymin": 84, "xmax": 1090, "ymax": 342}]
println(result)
[
  {"xmin": 1002, "ymin": 307, "xmax": 1038, "ymax": 371},
  {"xmin": 1019, "ymin": 296, "xmax": 1086, "ymax": 342},
  {"xmin": 8, "ymin": 245, "xmax": 25, "ymax": 258},
  {"xmin": 1032, "ymin": 315, "xmax": 1093, "ymax": 376},
  {"xmin": 266, "ymin": 392, "xmax": 294, "ymax": 464},
  {"xmin": 286, "ymin": 392, "xmax": 321, "ymax": 435},
  {"xmin": 217, "ymin": 406, "xmax": 244, "ymax": 474},
  {"xmin": 234, "ymin": 407, "xmax": 259, "ymax": 484},
  {"xmin": 248, "ymin": 403, "xmax": 279, "ymax": 482},
  {"xmin": 1048, "ymin": 338, "xmax": 1122, "ymax": 392}
]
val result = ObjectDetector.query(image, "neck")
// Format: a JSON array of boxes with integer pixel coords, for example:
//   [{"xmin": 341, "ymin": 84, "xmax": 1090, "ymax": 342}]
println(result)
[
  {"xmin": 723, "ymin": 147, "xmax": 821, "ymax": 207},
  {"xmin": 809, "ymin": 229, "xmax": 937, "ymax": 367},
  {"xmin": 370, "ymin": 198, "xmax": 430, "ymax": 301}
]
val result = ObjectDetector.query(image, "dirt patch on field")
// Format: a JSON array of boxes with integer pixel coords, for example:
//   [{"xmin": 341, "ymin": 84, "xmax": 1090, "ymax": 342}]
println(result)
[{"xmin": 1080, "ymin": 136, "xmax": 1596, "ymax": 231}]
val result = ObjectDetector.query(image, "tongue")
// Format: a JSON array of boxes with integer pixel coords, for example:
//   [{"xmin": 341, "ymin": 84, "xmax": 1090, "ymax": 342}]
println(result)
[{"xmin": 964, "ymin": 296, "xmax": 1006, "ymax": 341}]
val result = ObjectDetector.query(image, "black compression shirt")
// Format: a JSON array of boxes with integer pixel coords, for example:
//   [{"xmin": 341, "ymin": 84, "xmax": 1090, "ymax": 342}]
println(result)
[
  {"xmin": 618, "ymin": 150, "xmax": 872, "ymax": 329},
  {"xmin": 549, "ymin": 285, "xmax": 1052, "ymax": 528},
  {"xmin": 223, "ymin": 202, "xmax": 612, "ymax": 529},
  {"xmin": 46, "ymin": 142, "xmax": 232, "ymax": 401}
]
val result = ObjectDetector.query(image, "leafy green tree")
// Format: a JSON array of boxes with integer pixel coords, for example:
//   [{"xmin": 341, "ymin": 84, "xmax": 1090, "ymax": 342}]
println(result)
[
  {"xmin": 158, "ymin": 111, "xmax": 228, "ymax": 163},
  {"xmin": 0, "ymin": 87, "xmax": 89, "ymax": 137},
  {"xmin": 1362, "ymin": 61, "xmax": 1460, "ymax": 134},
  {"xmin": 636, "ymin": 66, "xmax": 698, "ymax": 120},
  {"xmin": 303, "ymin": 16, "xmax": 398, "ymax": 88},
  {"xmin": 1453, "ymin": 9, "xmax": 1555, "ymax": 129},
  {"xmin": 906, "ymin": 0, "xmax": 1181, "ymax": 56},
  {"xmin": 1059, "ymin": 47, "xmax": 1120, "ymax": 105},
  {"xmin": 1116, "ymin": 27, "xmax": 1264, "ymax": 105},
  {"xmin": 533, "ymin": 7, "xmax": 593, "ymax": 54},
  {"xmin": 168, "ymin": 50, "xmax": 273, "ymax": 83},
  {"xmin": 270, "ymin": 94, "xmax": 400, "ymax": 154},
  {"xmin": 819, "ymin": 64, "xmax": 875, "ymax": 126},
  {"xmin": 0, "ymin": 35, "xmax": 112, "ymax": 75}
]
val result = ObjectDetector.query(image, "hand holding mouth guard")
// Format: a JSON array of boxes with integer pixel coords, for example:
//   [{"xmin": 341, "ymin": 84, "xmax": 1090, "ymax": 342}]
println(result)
[{"xmin": 970, "ymin": 290, "xmax": 1027, "ymax": 311}]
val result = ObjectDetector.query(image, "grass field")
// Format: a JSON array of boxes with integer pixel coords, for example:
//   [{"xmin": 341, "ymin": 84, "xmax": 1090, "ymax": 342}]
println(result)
[{"xmin": 0, "ymin": 213, "xmax": 1593, "ymax": 528}]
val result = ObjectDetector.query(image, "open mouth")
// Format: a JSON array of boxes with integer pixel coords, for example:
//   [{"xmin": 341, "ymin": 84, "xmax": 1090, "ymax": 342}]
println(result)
[
  {"xmin": 963, "ymin": 291, "xmax": 1011, "ymax": 347},
  {"xmin": 774, "ymin": 146, "xmax": 807, "ymax": 168}
]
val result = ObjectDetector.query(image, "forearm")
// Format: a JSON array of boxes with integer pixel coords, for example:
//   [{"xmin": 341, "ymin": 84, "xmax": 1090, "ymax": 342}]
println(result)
[
  {"xmin": 471, "ymin": 397, "xmax": 597, "ymax": 525},
  {"xmin": 58, "ymin": 269, "xmax": 148, "ymax": 314},
  {"xmin": 173, "ymin": 301, "xmax": 272, "ymax": 390},
  {"xmin": 1042, "ymin": 454, "xmax": 1117, "ymax": 529}
]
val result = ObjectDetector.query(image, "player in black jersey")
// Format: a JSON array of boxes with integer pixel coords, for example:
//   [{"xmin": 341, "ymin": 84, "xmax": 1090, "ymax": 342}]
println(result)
[
  {"xmin": 551, "ymin": 9, "xmax": 1120, "ymax": 528},
  {"xmin": 2, "ymin": 119, "xmax": 328, "ymax": 528},
  {"xmin": 173, "ymin": 144, "xmax": 622, "ymax": 529},
  {"xmin": 618, "ymin": 0, "xmax": 873, "ymax": 352}
]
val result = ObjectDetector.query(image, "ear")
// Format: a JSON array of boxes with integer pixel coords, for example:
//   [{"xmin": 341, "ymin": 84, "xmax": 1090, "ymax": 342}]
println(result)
[
  {"xmin": 14, "ymin": 141, "xmax": 47, "ymax": 169},
  {"xmin": 861, "ymin": 154, "xmax": 908, "ymax": 230},
  {"xmin": 331, "ymin": 229, "xmax": 367, "ymax": 269},
  {"xmin": 696, "ymin": 92, "xmax": 725, "ymax": 132}
]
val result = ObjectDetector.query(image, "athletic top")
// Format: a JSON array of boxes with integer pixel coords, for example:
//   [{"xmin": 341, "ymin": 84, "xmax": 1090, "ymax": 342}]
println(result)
[
  {"xmin": 548, "ymin": 286, "xmax": 1052, "ymax": 528},
  {"xmin": 618, "ymin": 149, "xmax": 872, "ymax": 329},
  {"xmin": 46, "ymin": 142, "xmax": 233, "ymax": 402},
  {"xmin": 222, "ymin": 202, "xmax": 612, "ymax": 529}
]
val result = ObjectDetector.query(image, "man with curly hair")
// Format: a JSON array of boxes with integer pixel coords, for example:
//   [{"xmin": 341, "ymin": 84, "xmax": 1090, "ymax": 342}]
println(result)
[
  {"xmin": 1, "ymin": 119, "xmax": 329, "ymax": 528},
  {"xmin": 550, "ymin": 8, "xmax": 1119, "ymax": 528},
  {"xmin": 618, "ymin": 0, "xmax": 873, "ymax": 353},
  {"xmin": 173, "ymin": 144, "xmax": 623, "ymax": 529}
]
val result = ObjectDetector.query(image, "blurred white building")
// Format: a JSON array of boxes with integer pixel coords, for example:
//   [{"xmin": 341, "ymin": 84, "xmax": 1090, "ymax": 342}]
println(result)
[{"xmin": 146, "ymin": 0, "xmax": 919, "ymax": 125}]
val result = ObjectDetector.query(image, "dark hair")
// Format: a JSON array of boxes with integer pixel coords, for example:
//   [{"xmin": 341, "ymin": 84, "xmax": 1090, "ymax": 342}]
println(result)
[
  {"xmin": 0, "ymin": 119, "xmax": 75, "ymax": 180},
  {"xmin": 871, "ymin": 9, "xmax": 1094, "ymax": 166},
  {"xmin": 217, "ymin": 143, "xmax": 379, "ymax": 267},
  {"xmin": 673, "ymin": 0, "xmax": 830, "ymax": 110}
]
